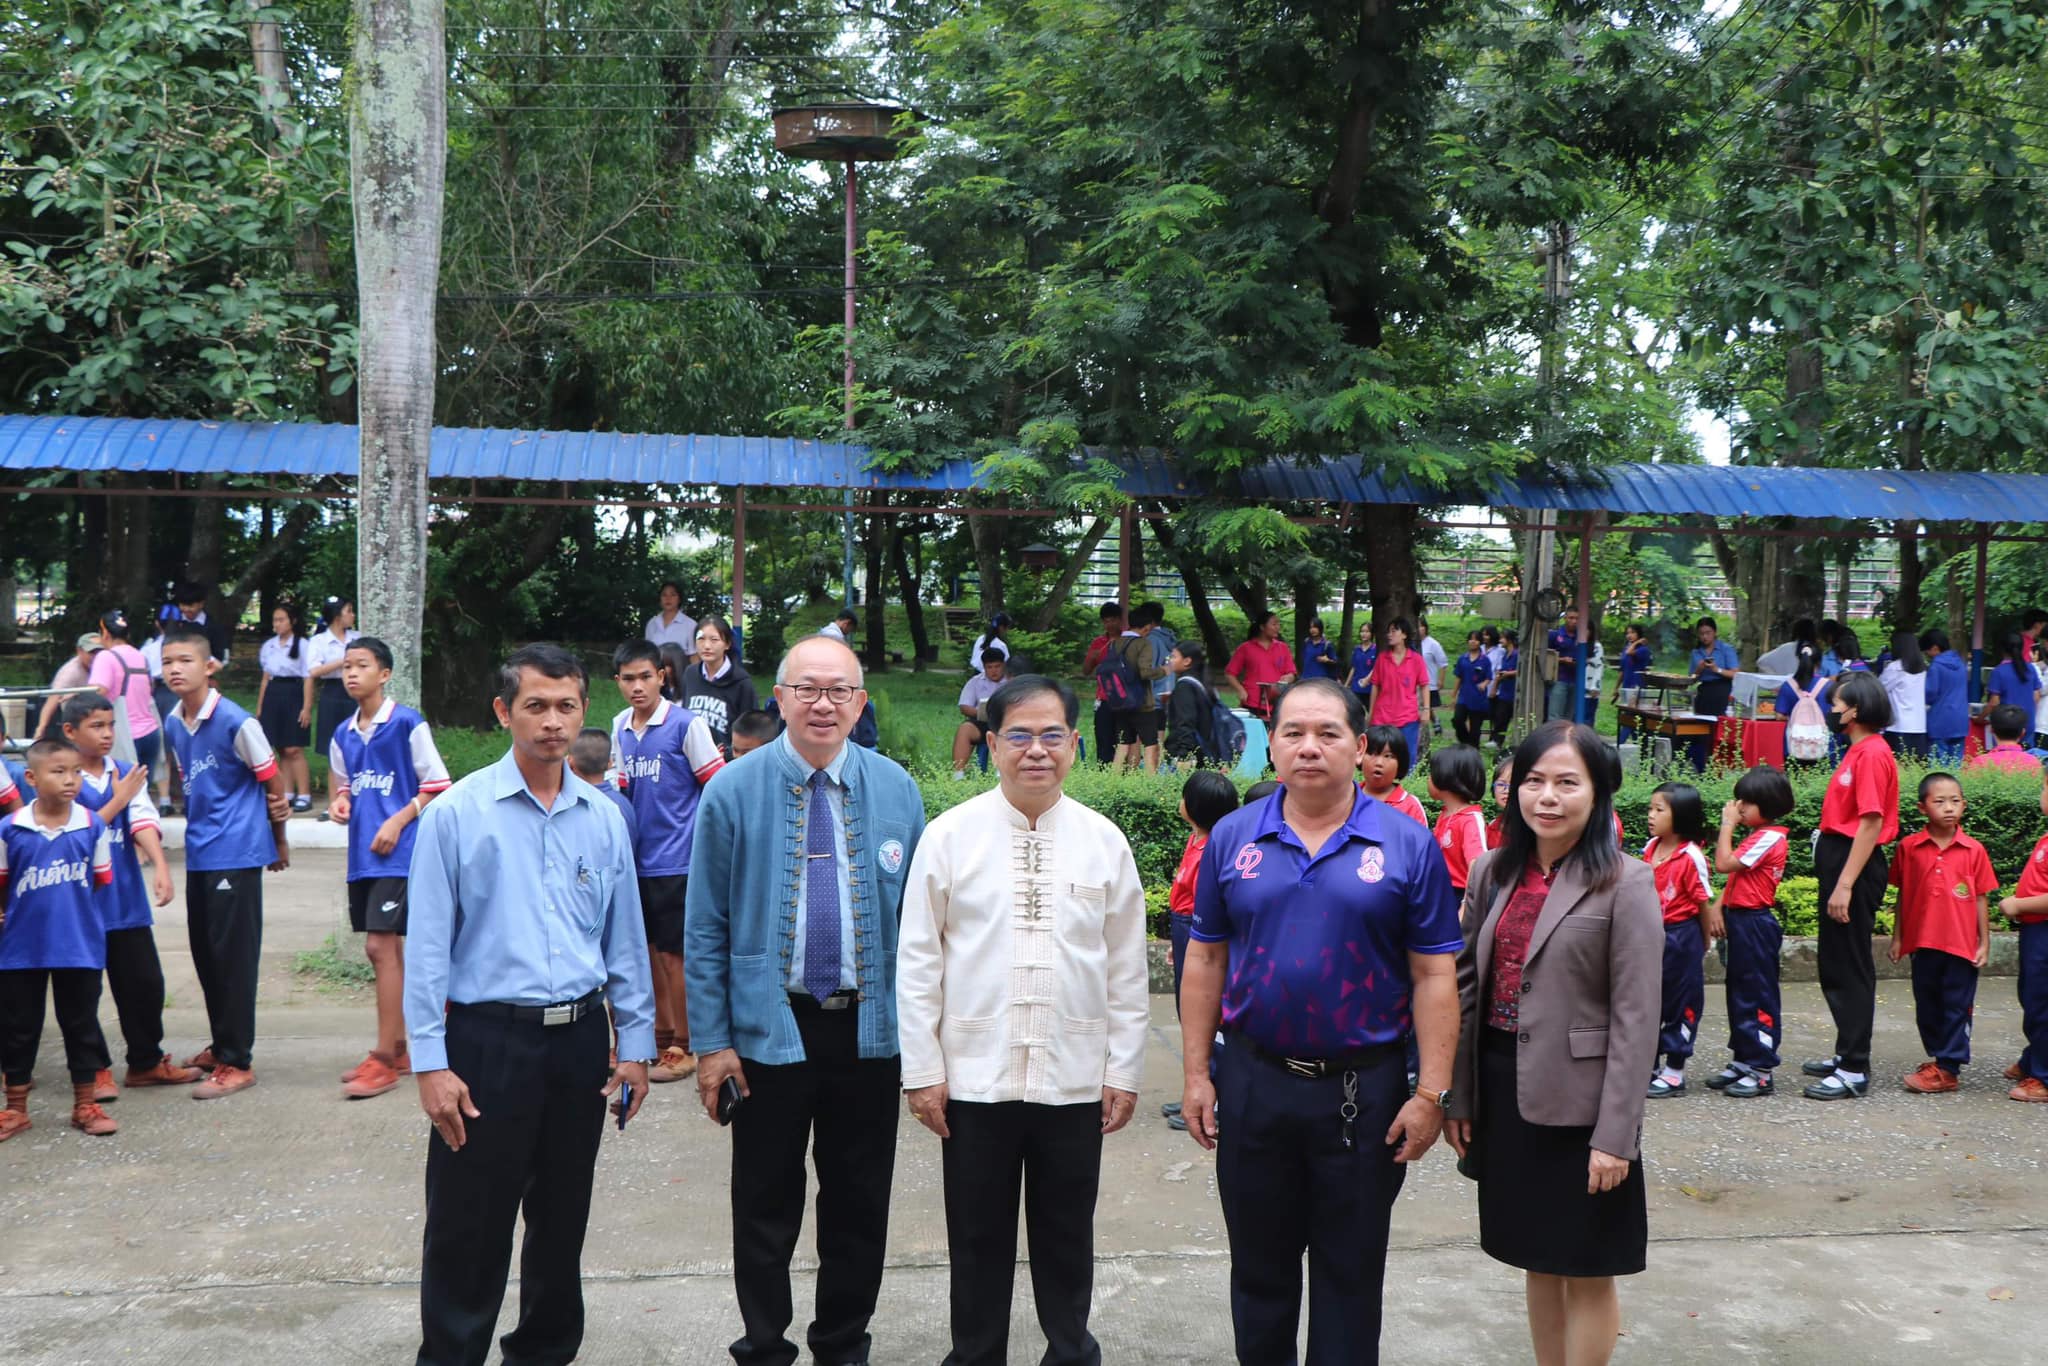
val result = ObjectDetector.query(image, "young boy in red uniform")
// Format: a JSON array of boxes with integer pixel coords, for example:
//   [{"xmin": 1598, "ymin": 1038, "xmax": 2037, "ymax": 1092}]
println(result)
[
  {"xmin": 1644, "ymin": 782, "xmax": 1712, "ymax": 1097},
  {"xmin": 1888, "ymin": 773, "xmax": 1998, "ymax": 1094},
  {"xmin": 1163, "ymin": 770, "xmax": 1238, "ymax": 1131},
  {"xmin": 1704, "ymin": 766, "xmax": 1796, "ymax": 1098},
  {"xmin": 1999, "ymin": 775, "xmax": 2048, "ymax": 1102}
]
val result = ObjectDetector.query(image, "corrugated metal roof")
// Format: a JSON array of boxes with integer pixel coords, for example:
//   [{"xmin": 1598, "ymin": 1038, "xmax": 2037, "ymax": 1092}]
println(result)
[{"xmin": 4, "ymin": 413, "xmax": 2045, "ymax": 522}]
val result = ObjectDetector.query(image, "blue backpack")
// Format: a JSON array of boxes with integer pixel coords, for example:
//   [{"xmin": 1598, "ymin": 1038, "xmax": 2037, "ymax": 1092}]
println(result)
[
  {"xmin": 1202, "ymin": 695, "xmax": 1247, "ymax": 768},
  {"xmin": 1096, "ymin": 638, "xmax": 1146, "ymax": 713}
]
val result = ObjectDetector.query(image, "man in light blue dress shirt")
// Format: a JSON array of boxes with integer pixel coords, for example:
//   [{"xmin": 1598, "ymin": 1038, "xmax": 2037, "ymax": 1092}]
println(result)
[{"xmin": 405, "ymin": 644, "xmax": 655, "ymax": 1366}]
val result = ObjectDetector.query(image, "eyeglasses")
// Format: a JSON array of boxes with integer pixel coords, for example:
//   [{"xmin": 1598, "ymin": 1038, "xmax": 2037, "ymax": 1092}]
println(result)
[
  {"xmin": 997, "ymin": 728, "xmax": 1072, "ymax": 751},
  {"xmin": 785, "ymin": 684, "xmax": 858, "ymax": 705}
]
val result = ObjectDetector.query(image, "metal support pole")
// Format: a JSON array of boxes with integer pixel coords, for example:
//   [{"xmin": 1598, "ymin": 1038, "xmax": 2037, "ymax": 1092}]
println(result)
[
  {"xmin": 1117, "ymin": 503, "xmax": 1134, "ymax": 608},
  {"xmin": 1573, "ymin": 519, "xmax": 1593, "ymax": 726},
  {"xmin": 841, "ymin": 155, "xmax": 858, "ymax": 610},
  {"xmin": 1971, "ymin": 523, "xmax": 1989, "ymax": 703},
  {"xmin": 732, "ymin": 486, "xmax": 748, "ymax": 658}
]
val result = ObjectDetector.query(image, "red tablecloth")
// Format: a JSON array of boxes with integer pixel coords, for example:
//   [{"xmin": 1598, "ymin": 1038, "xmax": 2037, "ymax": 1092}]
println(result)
[
  {"xmin": 1967, "ymin": 717, "xmax": 1986, "ymax": 759},
  {"xmin": 1740, "ymin": 718, "xmax": 1786, "ymax": 770}
]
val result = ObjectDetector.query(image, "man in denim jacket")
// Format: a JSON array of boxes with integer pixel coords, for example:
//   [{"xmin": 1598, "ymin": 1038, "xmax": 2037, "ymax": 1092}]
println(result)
[{"xmin": 685, "ymin": 636, "xmax": 925, "ymax": 1366}]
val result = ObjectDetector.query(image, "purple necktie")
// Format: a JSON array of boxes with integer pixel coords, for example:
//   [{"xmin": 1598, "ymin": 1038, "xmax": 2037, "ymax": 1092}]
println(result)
[{"xmin": 802, "ymin": 770, "xmax": 842, "ymax": 1003}]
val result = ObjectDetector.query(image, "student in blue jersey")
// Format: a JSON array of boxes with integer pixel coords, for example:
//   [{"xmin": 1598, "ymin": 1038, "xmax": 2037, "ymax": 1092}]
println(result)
[
  {"xmin": 0, "ymin": 737, "xmax": 118, "ymax": 1141},
  {"xmin": 159, "ymin": 622, "xmax": 291, "ymax": 1101},
  {"xmin": 327, "ymin": 637, "xmax": 452, "ymax": 1101},
  {"xmin": 56, "ymin": 694, "xmax": 202, "ymax": 1097},
  {"xmin": 611, "ymin": 639, "xmax": 727, "ymax": 1085},
  {"xmin": 1179, "ymin": 678, "xmax": 1460, "ymax": 1366}
]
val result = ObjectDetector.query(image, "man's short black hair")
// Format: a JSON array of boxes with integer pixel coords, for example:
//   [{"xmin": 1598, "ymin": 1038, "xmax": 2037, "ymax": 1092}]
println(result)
[
  {"xmin": 1919, "ymin": 627, "xmax": 1950, "ymax": 653},
  {"xmin": 1182, "ymin": 770, "xmax": 1240, "ymax": 832},
  {"xmin": 172, "ymin": 580, "xmax": 208, "ymax": 607},
  {"xmin": 1427, "ymin": 744, "xmax": 1486, "ymax": 803},
  {"xmin": 347, "ymin": 636, "xmax": 396, "ymax": 672},
  {"xmin": 1099, "ymin": 600, "xmax": 1125, "ymax": 622},
  {"xmin": 833, "ymin": 609, "xmax": 858, "ymax": 627},
  {"xmin": 59, "ymin": 692, "xmax": 115, "ymax": 730},
  {"xmin": 1989, "ymin": 703, "xmax": 2031, "ymax": 744},
  {"xmin": 1133, "ymin": 601, "xmax": 1165, "ymax": 628},
  {"xmin": 612, "ymin": 639, "xmax": 663, "ymax": 674},
  {"xmin": 500, "ymin": 643, "xmax": 588, "ymax": 707},
  {"xmin": 981, "ymin": 644, "xmax": 1009, "ymax": 666},
  {"xmin": 985, "ymin": 674, "xmax": 1079, "ymax": 731},
  {"xmin": 26, "ymin": 735, "xmax": 80, "ymax": 766},
  {"xmin": 731, "ymin": 709, "xmax": 782, "ymax": 743},
  {"xmin": 1732, "ymin": 765, "xmax": 1796, "ymax": 822},
  {"xmin": 160, "ymin": 621, "xmax": 212, "ymax": 655},
  {"xmin": 1272, "ymin": 678, "xmax": 1366, "ymax": 736},
  {"xmin": 570, "ymin": 727, "xmax": 612, "ymax": 779},
  {"xmin": 1917, "ymin": 770, "xmax": 1965, "ymax": 802}
]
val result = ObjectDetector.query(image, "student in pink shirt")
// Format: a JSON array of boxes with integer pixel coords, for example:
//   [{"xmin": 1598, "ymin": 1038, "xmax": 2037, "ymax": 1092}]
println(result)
[
  {"xmin": 1369, "ymin": 617, "xmax": 1432, "ymax": 759},
  {"xmin": 1224, "ymin": 611, "xmax": 1296, "ymax": 719},
  {"xmin": 87, "ymin": 610, "xmax": 160, "ymax": 778},
  {"xmin": 1969, "ymin": 705, "xmax": 2046, "ymax": 775}
]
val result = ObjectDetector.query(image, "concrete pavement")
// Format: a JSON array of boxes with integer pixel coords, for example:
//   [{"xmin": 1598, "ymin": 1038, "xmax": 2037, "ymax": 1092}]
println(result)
[{"xmin": 1, "ymin": 850, "xmax": 2044, "ymax": 1364}]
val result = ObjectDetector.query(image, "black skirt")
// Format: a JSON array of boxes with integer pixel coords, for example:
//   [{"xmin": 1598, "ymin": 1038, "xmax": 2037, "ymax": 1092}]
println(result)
[
  {"xmin": 258, "ymin": 676, "xmax": 311, "ymax": 750},
  {"xmin": 314, "ymin": 678, "xmax": 352, "ymax": 755},
  {"xmin": 1475, "ymin": 1030, "xmax": 1647, "ymax": 1277}
]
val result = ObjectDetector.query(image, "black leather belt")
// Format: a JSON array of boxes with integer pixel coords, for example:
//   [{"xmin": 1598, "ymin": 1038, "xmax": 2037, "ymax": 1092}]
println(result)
[
  {"xmin": 788, "ymin": 989, "xmax": 859, "ymax": 1012},
  {"xmin": 1238, "ymin": 1035, "xmax": 1401, "ymax": 1078},
  {"xmin": 452, "ymin": 988, "xmax": 604, "ymax": 1027}
]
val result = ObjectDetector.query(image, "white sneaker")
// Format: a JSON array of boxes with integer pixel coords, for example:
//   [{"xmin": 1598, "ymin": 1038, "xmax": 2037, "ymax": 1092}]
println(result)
[{"xmin": 952, "ymin": 770, "xmax": 967, "ymax": 781}]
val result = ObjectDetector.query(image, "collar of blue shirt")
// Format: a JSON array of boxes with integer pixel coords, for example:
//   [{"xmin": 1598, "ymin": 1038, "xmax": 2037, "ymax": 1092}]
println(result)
[
  {"xmin": 1253, "ymin": 782, "xmax": 1385, "ymax": 855},
  {"xmin": 489, "ymin": 747, "xmax": 598, "ymax": 813},
  {"xmin": 776, "ymin": 729, "xmax": 849, "ymax": 787}
]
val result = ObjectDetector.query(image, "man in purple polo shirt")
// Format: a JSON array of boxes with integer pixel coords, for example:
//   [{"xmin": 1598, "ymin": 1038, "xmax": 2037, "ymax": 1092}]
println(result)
[{"xmin": 1179, "ymin": 677, "xmax": 1461, "ymax": 1366}]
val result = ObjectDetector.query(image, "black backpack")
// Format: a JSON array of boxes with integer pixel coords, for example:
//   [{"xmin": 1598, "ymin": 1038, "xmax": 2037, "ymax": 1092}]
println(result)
[{"xmin": 1096, "ymin": 639, "xmax": 1145, "ymax": 713}]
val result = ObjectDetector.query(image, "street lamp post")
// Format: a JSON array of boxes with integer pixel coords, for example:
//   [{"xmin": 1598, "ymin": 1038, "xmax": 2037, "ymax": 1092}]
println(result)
[{"xmin": 771, "ymin": 102, "xmax": 911, "ymax": 613}]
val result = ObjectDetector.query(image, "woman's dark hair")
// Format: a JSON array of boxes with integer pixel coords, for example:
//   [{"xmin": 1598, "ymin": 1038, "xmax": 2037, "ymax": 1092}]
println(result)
[
  {"xmin": 272, "ymin": 601, "xmax": 304, "ymax": 660},
  {"xmin": 1182, "ymin": 770, "xmax": 1241, "ymax": 832},
  {"xmin": 1243, "ymin": 778, "xmax": 1281, "ymax": 804},
  {"xmin": 1362, "ymin": 724, "xmax": 1412, "ymax": 779},
  {"xmin": 1791, "ymin": 643, "xmax": 1820, "ymax": 689},
  {"xmin": 1482, "ymin": 626, "xmax": 1500, "ymax": 648},
  {"xmin": 1464, "ymin": 631, "xmax": 1483, "ymax": 650},
  {"xmin": 1626, "ymin": 621, "xmax": 1648, "ymax": 642},
  {"xmin": 1733, "ymin": 765, "xmax": 1796, "ymax": 822},
  {"xmin": 346, "ymin": 636, "xmax": 396, "ymax": 672},
  {"xmin": 498, "ymin": 642, "xmax": 587, "ymax": 707},
  {"xmin": 657, "ymin": 642, "xmax": 690, "ymax": 699},
  {"xmin": 658, "ymin": 579, "xmax": 686, "ymax": 602},
  {"xmin": 100, "ymin": 608, "xmax": 134, "ymax": 642},
  {"xmin": 1385, "ymin": 616, "xmax": 1414, "ymax": 646},
  {"xmin": 1791, "ymin": 618, "xmax": 1818, "ymax": 650},
  {"xmin": 321, "ymin": 595, "xmax": 353, "ymax": 630},
  {"xmin": 1888, "ymin": 630, "xmax": 1926, "ymax": 675},
  {"xmin": 1271, "ymin": 677, "xmax": 1366, "ymax": 736},
  {"xmin": 2003, "ymin": 631, "xmax": 2028, "ymax": 669},
  {"xmin": 1305, "ymin": 617, "xmax": 1325, "ymax": 636},
  {"xmin": 1427, "ymin": 744, "xmax": 1486, "ymax": 803},
  {"xmin": 1834, "ymin": 627, "xmax": 1864, "ymax": 664},
  {"xmin": 697, "ymin": 615, "xmax": 736, "ymax": 653},
  {"xmin": 1832, "ymin": 670, "xmax": 1892, "ymax": 732},
  {"xmin": 1919, "ymin": 627, "xmax": 1950, "ymax": 654},
  {"xmin": 1819, "ymin": 618, "xmax": 1842, "ymax": 646},
  {"xmin": 1917, "ymin": 770, "xmax": 1965, "ymax": 802},
  {"xmin": 1502, "ymin": 628, "xmax": 1519, "ymax": 647},
  {"xmin": 1651, "ymin": 781, "xmax": 1707, "ymax": 844},
  {"xmin": 1479, "ymin": 721, "xmax": 1624, "ymax": 907},
  {"xmin": 1247, "ymin": 610, "xmax": 1279, "ymax": 640},
  {"xmin": 986, "ymin": 674, "xmax": 1080, "ymax": 731},
  {"xmin": 1172, "ymin": 642, "xmax": 1214, "ymax": 707}
]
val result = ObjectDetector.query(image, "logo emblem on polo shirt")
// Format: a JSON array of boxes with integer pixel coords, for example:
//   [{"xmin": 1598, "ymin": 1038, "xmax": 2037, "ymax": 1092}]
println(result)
[
  {"xmin": 1836, "ymin": 771, "xmax": 1852, "ymax": 786},
  {"xmin": 1955, "ymin": 880, "xmax": 1970, "ymax": 899},
  {"xmin": 1357, "ymin": 847, "xmax": 1385, "ymax": 884},
  {"xmin": 1234, "ymin": 844, "xmax": 1263, "ymax": 878},
  {"xmin": 880, "ymin": 838, "xmax": 905, "ymax": 874}
]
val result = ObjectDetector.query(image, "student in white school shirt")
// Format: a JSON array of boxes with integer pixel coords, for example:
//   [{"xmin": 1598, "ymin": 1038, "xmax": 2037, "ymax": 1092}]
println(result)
[{"xmin": 896, "ymin": 672, "xmax": 1147, "ymax": 1366}]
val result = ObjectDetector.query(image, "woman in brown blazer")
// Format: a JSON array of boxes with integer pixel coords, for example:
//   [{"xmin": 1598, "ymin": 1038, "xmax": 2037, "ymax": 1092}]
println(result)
[{"xmin": 1445, "ymin": 721, "xmax": 1662, "ymax": 1366}]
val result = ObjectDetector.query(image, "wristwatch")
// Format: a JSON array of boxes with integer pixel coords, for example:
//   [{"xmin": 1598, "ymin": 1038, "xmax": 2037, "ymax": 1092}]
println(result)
[{"xmin": 1419, "ymin": 1086, "xmax": 1452, "ymax": 1109}]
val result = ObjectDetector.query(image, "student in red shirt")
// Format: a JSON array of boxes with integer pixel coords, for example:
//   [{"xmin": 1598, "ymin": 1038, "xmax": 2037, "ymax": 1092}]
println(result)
[
  {"xmin": 1886, "ymin": 773, "xmax": 1999, "ymax": 1094},
  {"xmin": 1703, "ymin": 767, "xmax": 1796, "ymax": 1098},
  {"xmin": 1998, "ymin": 776, "xmax": 2048, "ymax": 1102},
  {"xmin": 1163, "ymin": 770, "xmax": 1240, "ymax": 1131},
  {"xmin": 1083, "ymin": 601, "xmax": 1127, "ymax": 768},
  {"xmin": 1426, "ymin": 745, "xmax": 1488, "ymax": 893},
  {"xmin": 1359, "ymin": 726, "xmax": 1427, "ymax": 826},
  {"xmin": 1802, "ymin": 672, "xmax": 1899, "ymax": 1100},
  {"xmin": 1643, "ymin": 782, "xmax": 1712, "ymax": 1097},
  {"xmin": 1484, "ymin": 754, "xmax": 1512, "ymax": 849},
  {"xmin": 1223, "ymin": 611, "xmax": 1296, "ymax": 719}
]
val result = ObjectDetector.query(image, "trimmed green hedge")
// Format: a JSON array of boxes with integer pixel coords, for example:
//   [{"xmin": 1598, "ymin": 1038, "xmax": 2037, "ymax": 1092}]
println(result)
[{"xmin": 918, "ymin": 758, "xmax": 2047, "ymax": 936}]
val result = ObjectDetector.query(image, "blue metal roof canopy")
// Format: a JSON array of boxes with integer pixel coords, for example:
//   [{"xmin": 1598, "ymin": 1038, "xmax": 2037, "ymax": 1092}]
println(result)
[{"xmin": 4, "ymin": 412, "xmax": 2047, "ymax": 524}]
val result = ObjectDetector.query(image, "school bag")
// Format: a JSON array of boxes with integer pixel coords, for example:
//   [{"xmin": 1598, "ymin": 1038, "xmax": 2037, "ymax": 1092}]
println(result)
[
  {"xmin": 1095, "ymin": 638, "xmax": 1145, "ymax": 713},
  {"xmin": 1785, "ymin": 680, "xmax": 1829, "ymax": 761},
  {"xmin": 1200, "ymin": 694, "xmax": 1248, "ymax": 768}
]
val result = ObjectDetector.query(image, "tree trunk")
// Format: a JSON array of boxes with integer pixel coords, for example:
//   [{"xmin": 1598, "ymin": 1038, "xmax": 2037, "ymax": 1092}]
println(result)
[
  {"xmin": 0, "ymin": 573, "xmax": 16, "ymax": 643},
  {"xmin": 186, "ymin": 480, "xmax": 224, "ymax": 615},
  {"xmin": 1127, "ymin": 518, "xmax": 1147, "ymax": 599},
  {"xmin": 219, "ymin": 503, "xmax": 320, "ymax": 630},
  {"xmin": 1151, "ymin": 515, "xmax": 1230, "ymax": 663},
  {"xmin": 119, "ymin": 490, "xmax": 153, "ymax": 613},
  {"xmin": 1360, "ymin": 505, "xmax": 1422, "ymax": 640},
  {"xmin": 1337, "ymin": 568, "xmax": 1358, "ymax": 659},
  {"xmin": 862, "ymin": 495, "xmax": 887, "ymax": 672},
  {"xmin": 1029, "ymin": 515, "xmax": 1113, "ymax": 632},
  {"xmin": 968, "ymin": 507, "xmax": 1006, "ymax": 617},
  {"xmin": 1291, "ymin": 574, "xmax": 1318, "ymax": 657},
  {"xmin": 350, "ymin": 0, "xmax": 446, "ymax": 708},
  {"xmin": 1942, "ymin": 529, "xmax": 1968, "ymax": 645},
  {"xmin": 1834, "ymin": 544, "xmax": 1852, "ymax": 624},
  {"xmin": 1894, "ymin": 521, "xmax": 1921, "ymax": 637},
  {"xmin": 890, "ymin": 519, "xmax": 931, "ymax": 668}
]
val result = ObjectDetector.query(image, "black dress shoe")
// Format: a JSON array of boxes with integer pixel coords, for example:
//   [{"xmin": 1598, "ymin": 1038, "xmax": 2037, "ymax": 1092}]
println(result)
[
  {"xmin": 1800, "ymin": 1056, "xmax": 1840, "ymax": 1078},
  {"xmin": 1802, "ymin": 1074, "xmax": 1868, "ymax": 1100},
  {"xmin": 1704, "ymin": 1066, "xmax": 1744, "ymax": 1090},
  {"xmin": 1160, "ymin": 1100, "xmax": 1182, "ymax": 1118},
  {"xmin": 1723, "ymin": 1074, "xmax": 1774, "ymax": 1098}
]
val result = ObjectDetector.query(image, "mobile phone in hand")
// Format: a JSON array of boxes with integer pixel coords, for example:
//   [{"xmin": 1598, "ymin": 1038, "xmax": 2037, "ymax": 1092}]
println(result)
[
  {"xmin": 717, "ymin": 1076, "xmax": 745, "ymax": 1126},
  {"xmin": 615, "ymin": 1081, "xmax": 633, "ymax": 1131}
]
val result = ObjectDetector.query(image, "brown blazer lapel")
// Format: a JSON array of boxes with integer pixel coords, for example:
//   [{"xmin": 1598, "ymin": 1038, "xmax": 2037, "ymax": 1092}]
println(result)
[{"xmin": 1522, "ymin": 859, "xmax": 1593, "ymax": 965}]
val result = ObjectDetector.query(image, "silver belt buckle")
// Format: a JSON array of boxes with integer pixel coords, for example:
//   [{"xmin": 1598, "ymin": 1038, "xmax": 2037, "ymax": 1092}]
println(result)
[
  {"xmin": 542, "ymin": 1003, "xmax": 576, "ymax": 1026},
  {"xmin": 1282, "ymin": 1057, "xmax": 1323, "ymax": 1079},
  {"xmin": 821, "ymin": 993, "xmax": 853, "ymax": 1011}
]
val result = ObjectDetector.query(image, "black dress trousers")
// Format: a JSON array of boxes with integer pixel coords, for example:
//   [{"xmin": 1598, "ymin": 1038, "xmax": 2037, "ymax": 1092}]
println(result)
[
  {"xmin": 940, "ymin": 1099, "xmax": 1105, "ymax": 1366},
  {"xmin": 417, "ymin": 1004, "xmax": 609, "ymax": 1366},
  {"xmin": 729, "ymin": 1003, "xmax": 901, "ymax": 1366}
]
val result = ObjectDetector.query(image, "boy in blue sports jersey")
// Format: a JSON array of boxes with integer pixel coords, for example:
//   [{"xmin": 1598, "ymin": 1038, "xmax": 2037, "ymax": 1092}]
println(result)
[
  {"xmin": 328, "ymin": 637, "xmax": 452, "ymax": 1100},
  {"xmin": 0, "ymin": 737, "xmax": 118, "ymax": 1140},
  {"xmin": 58, "ymin": 694, "xmax": 203, "ymax": 1097},
  {"xmin": 159, "ymin": 622, "xmax": 290, "ymax": 1101},
  {"xmin": 610, "ymin": 640, "xmax": 726, "ymax": 1084}
]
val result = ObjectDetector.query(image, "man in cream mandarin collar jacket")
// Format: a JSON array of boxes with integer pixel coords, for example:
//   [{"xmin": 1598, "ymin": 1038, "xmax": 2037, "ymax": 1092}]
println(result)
[{"xmin": 896, "ymin": 673, "xmax": 1147, "ymax": 1366}]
